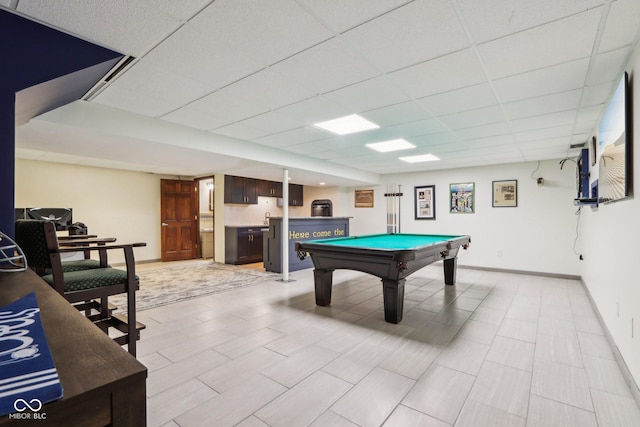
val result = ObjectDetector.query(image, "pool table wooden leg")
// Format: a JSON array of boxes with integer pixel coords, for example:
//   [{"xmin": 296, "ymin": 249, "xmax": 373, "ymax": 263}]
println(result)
[
  {"xmin": 444, "ymin": 257, "xmax": 457, "ymax": 285},
  {"xmin": 382, "ymin": 278, "xmax": 405, "ymax": 323},
  {"xmin": 314, "ymin": 269, "xmax": 334, "ymax": 306}
]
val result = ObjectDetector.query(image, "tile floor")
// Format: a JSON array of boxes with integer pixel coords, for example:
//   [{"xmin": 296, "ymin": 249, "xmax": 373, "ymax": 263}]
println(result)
[{"xmin": 134, "ymin": 261, "xmax": 640, "ymax": 426}]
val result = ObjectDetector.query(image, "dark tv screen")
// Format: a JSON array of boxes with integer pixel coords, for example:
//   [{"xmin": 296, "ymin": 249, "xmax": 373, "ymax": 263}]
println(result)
[{"xmin": 26, "ymin": 208, "xmax": 73, "ymax": 231}]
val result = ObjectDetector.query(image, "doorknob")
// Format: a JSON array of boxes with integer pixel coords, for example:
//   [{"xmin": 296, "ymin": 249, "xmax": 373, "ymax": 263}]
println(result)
[{"xmin": 162, "ymin": 223, "xmax": 168, "ymax": 227}]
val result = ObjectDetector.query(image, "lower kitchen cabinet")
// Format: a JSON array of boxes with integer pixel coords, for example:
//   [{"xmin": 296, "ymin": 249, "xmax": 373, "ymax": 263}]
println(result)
[{"xmin": 225, "ymin": 226, "xmax": 264, "ymax": 264}]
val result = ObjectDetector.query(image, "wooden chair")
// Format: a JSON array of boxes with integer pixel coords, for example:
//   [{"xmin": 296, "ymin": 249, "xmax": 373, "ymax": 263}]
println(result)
[{"xmin": 15, "ymin": 219, "xmax": 146, "ymax": 356}]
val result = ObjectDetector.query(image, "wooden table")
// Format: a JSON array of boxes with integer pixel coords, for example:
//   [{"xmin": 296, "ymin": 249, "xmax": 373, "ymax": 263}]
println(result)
[{"xmin": 0, "ymin": 269, "xmax": 147, "ymax": 426}]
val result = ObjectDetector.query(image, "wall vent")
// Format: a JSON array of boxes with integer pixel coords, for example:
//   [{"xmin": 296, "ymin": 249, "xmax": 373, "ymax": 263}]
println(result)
[
  {"xmin": 82, "ymin": 55, "xmax": 136, "ymax": 101},
  {"xmin": 569, "ymin": 142, "xmax": 586, "ymax": 149}
]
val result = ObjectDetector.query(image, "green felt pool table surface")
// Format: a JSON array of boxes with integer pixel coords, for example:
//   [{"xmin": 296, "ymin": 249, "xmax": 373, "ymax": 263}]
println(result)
[{"xmin": 304, "ymin": 233, "xmax": 466, "ymax": 251}]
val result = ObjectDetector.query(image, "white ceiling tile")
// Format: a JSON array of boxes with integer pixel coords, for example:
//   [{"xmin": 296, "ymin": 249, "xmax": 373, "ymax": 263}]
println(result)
[
  {"xmin": 389, "ymin": 49, "xmax": 487, "ymax": 99},
  {"xmin": 588, "ymin": 48, "xmax": 631, "ymax": 85},
  {"xmin": 439, "ymin": 105, "xmax": 506, "ymax": 130},
  {"xmin": 360, "ymin": 101, "xmax": 429, "ymax": 127},
  {"xmin": 582, "ymin": 82, "xmax": 616, "ymax": 107},
  {"xmin": 510, "ymin": 110, "xmax": 577, "ymax": 133},
  {"xmin": 238, "ymin": 112, "xmax": 302, "ymax": 135},
  {"xmin": 17, "ymin": 0, "xmax": 181, "ymax": 56},
  {"xmin": 220, "ymin": 68, "xmax": 317, "ymax": 111},
  {"xmin": 297, "ymin": 0, "xmax": 413, "ymax": 33},
  {"xmin": 503, "ymin": 90, "xmax": 582, "ymax": 120},
  {"xmin": 143, "ymin": 25, "xmax": 263, "ymax": 92},
  {"xmin": 139, "ymin": 0, "xmax": 213, "ymax": 21},
  {"xmin": 478, "ymin": 8, "xmax": 601, "ymax": 80},
  {"xmin": 458, "ymin": 0, "xmax": 604, "ymax": 43},
  {"xmin": 577, "ymin": 105, "xmax": 603, "ymax": 123},
  {"xmin": 341, "ymin": 0, "xmax": 469, "ymax": 72},
  {"xmin": 573, "ymin": 120, "xmax": 598, "ymax": 135},
  {"xmin": 418, "ymin": 83, "xmax": 498, "ymax": 116},
  {"xmin": 274, "ymin": 96, "xmax": 351, "ymax": 126},
  {"xmin": 514, "ymin": 125, "xmax": 573, "ymax": 142},
  {"xmin": 324, "ymin": 76, "xmax": 410, "ymax": 113},
  {"xmin": 598, "ymin": 0, "xmax": 640, "ymax": 53},
  {"xmin": 188, "ymin": 0, "xmax": 333, "ymax": 67},
  {"xmin": 109, "ymin": 59, "xmax": 209, "ymax": 107},
  {"xmin": 454, "ymin": 122, "xmax": 512, "ymax": 140},
  {"xmin": 269, "ymin": 38, "xmax": 379, "ymax": 94},
  {"xmin": 493, "ymin": 58, "xmax": 590, "ymax": 103}
]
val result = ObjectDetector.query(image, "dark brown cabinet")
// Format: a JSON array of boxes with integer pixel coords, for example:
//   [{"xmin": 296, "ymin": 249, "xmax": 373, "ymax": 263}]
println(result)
[
  {"xmin": 224, "ymin": 175, "xmax": 257, "ymax": 204},
  {"xmin": 257, "ymin": 180, "xmax": 283, "ymax": 198},
  {"xmin": 225, "ymin": 226, "xmax": 264, "ymax": 264},
  {"xmin": 289, "ymin": 184, "xmax": 304, "ymax": 206}
]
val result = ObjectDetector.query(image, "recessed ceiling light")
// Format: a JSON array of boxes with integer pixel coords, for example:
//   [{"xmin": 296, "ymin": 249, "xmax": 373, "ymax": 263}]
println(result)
[
  {"xmin": 366, "ymin": 139, "xmax": 416, "ymax": 153},
  {"xmin": 319, "ymin": 182, "xmax": 326, "ymax": 186},
  {"xmin": 314, "ymin": 114, "xmax": 379, "ymax": 135},
  {"xmin": 399, "ymin": 154, "xmax": 440, "ymax": 163}
]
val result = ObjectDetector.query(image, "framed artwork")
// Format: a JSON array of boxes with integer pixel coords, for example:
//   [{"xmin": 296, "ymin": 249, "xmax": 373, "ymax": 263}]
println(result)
[
  {"xmin": 591, "ymin": 135, "xmax": 597, "ymax": 166},
  {"xmin": 492, "ymin": 180, "xmax": 518, "ymax": 207},
  {"xmin": 449, "ymin": 182, "xmax": 475, "ymax": 213},
  {"xmin": 355, "ymin": 189, "xmax": 374, "ymax": 208},
  {"xmin": 414, "ymin": 185, "xmax": 435, "ymax": 220}
]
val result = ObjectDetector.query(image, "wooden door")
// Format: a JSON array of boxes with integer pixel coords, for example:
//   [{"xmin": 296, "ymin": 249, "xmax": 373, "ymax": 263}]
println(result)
[{"xmin": 161, "ymin": 179, "xmax": 197, "ymax": 261}]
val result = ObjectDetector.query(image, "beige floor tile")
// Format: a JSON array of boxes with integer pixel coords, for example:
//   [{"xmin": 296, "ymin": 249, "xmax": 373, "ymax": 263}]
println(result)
[
  {"xmin": 456, "ymin": 399, "xmax": 526, "ymax": 427},
  {"xmin": 526, "ymin": 394, "xmax": 597, "ymax": 427},
  {"xmin": 198, "ymin": 347, "xmax": 286, "ymax": 393},
  {"xmin": 402, "ymin": 364, "xmax": 475, "ymax": 424},
  {"xmin": 147, "ymin": 379, "xmax": 218, "ymax": 427},
  {"xmin": 486, "ymin": 335, "xmax": 535, "ymax": 371},
  {"xmin": 531, "ymin": 359, "xmax": 593, "ymax": 411},
  {"xmin": 309, "ymin": 410, "xmax": 359, "ymax": 426},
  {"xmin": 383, "ymin": 404, "xmax": 450, "ymax": 427},
  {"xmin": 261, "ymin": 344, "xmax": 340, "ymax": 387},
  {"xmin": 467, "ymin": 361, "xmax": 531, "ymax": 417},
  {"xmin": 591, "ymin": 388, "xmax": 640, "ymax": 427},
  {"xmin": 434, "ymin": 337, "xmax": 490, "ymax": 375},
  {"xmin": 254, "ymin": 371, "xmax": 352, "ymax": 427},
  {"xmin": 331, "ymin": 367, "xmax": 415, "ymax": 427},
  {"xmin": 175, "ymin": 374, "xmax": 286, "ymax": 427}
]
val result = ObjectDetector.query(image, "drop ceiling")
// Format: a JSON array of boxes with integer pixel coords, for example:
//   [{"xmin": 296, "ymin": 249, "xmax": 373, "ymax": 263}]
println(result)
[{"xmin": 5, "ymin": 0, "xmax": 640, "ymax": 186}]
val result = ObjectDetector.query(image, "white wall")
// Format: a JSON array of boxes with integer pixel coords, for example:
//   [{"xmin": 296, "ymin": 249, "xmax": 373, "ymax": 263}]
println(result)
[
  {"xmin": 15, "ymin": 159, "xmax": 167, "ymax": 263},
  {"xmin": 578, "ymin": 45, "xmax": 640, "ymax": 390},
  {"xmin": 346, "ymin": 159, "xmax": 582, "ymax": 276}
]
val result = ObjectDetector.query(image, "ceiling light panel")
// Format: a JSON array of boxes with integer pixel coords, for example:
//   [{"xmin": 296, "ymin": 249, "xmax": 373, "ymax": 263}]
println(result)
[
  {"xmin": 399, "ymin": 154, "xmax": 440, "ymax": 163},
  {"xmin": 366, "ymin": 139, "xmax": 416, "ymax": 152},
  {"xmin": 314, "ymin": 114, "xmax": 379, "ymax": 135}
]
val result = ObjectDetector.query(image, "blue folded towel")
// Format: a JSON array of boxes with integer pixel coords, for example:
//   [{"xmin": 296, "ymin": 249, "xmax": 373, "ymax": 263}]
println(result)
[{"xmin": 0, "ymin": 292, "xmax": 63, "ymax": 417}]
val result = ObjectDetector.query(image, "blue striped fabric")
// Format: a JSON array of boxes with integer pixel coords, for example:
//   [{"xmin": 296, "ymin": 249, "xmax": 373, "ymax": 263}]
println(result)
[{"xmin": 0, "ymin": 292, "xmax": 63, "ymax": 416}]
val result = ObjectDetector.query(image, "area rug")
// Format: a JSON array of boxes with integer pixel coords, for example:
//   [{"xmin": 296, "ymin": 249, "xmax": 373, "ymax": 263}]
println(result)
[{"xmin": 110, "ymin": 262, "xmax": 279, "ymax": 312}]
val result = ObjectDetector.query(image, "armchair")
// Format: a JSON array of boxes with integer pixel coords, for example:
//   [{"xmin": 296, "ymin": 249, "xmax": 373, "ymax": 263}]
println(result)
[{"xmin": 15, "ymin": 219, "xmax": 146, "ymax": 356}]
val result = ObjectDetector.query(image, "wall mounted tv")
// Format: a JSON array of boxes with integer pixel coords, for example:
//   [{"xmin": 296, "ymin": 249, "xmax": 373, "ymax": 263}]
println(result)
[
  {"xmin": 597, "ymin": 71, "xmax": 632, "ymax": 203},
  {"xmin": 25, "ymin": 208, "xmax": 73, "ymax": 231}
]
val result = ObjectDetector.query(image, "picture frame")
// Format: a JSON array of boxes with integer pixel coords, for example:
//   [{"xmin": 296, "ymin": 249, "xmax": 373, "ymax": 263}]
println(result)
[
  {"xmin": 492, "ymin": 179, "xmax": 517, "ymax": 207},
  {"xmin": 354, "ymin": 189, "xmax": 374, "ymax": 208},
  {"xmin": 414, "ymin": 185, "xmax": 435, "ymax": 220},
  {"xmin": 449, "ymin": 182, "xmax": 475, "ymax": 213}
]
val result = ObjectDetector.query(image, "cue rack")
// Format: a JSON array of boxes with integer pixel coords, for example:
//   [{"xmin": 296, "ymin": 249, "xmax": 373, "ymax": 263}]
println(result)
[{"xmin": 385, "ymin": 184, "xmax": 403, "ymax": 234}]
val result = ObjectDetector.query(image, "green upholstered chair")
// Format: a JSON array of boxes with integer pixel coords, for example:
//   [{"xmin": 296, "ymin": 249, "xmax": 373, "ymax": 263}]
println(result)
[{"xmin": 15, "ymin": 219, "xmax": 146, "ymax": 356}]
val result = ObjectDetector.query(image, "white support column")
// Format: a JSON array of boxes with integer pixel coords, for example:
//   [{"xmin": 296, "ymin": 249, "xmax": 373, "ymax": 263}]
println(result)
[{"xmin": 282, "ymin": 169, "xmax": 290, "ymax": 282}]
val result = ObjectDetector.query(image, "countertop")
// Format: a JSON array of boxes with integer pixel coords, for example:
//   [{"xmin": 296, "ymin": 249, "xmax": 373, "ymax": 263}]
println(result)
[{"xmin": 267, "ymin": 216, "xmax": 352, "ymax": 220}]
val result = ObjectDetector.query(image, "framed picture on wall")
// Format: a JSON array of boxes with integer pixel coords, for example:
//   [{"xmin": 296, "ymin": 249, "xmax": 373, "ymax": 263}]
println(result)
[
  {"xmin": 414, "ymin": 185, "xmax": 435, "ymax": 220},
  {"xmin": 492, "ymin": 180, "xmax": 517, "ymax": 207},
  {"xmin": 449, "ymin": 182, "xmax": 475, "ymax": 213},
  {"xmin": 354, "ymin": 189, "xmax": 374, "ymax": 208}
]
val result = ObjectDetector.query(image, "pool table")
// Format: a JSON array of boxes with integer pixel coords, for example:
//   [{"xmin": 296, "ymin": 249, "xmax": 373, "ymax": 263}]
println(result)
[{"xmin": 295, "ymin": 233, "xmax": 471, "ymax": 324}]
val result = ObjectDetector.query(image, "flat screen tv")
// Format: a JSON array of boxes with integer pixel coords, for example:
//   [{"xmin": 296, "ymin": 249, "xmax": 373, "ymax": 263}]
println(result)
[
  {"xmin": 597, "ymin": 72, "xmax": 632, "ymax": 203},
  {"xmin": 26, "ymin": 208, "xmax": 73, "ymax": 231}
]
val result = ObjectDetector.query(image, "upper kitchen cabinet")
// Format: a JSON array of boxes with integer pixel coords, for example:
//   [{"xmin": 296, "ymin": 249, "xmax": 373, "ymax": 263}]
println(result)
[
  {"xmin": 289, "ymin": 184, "xmax": 304, "ymax": 206},
  {"xmin": 256, "ymin": 180, "xmax": 283, "ymax": 198},
  {"xmin": 224, "ymin": 175, "xmax": 258, "ymax": 204}
]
